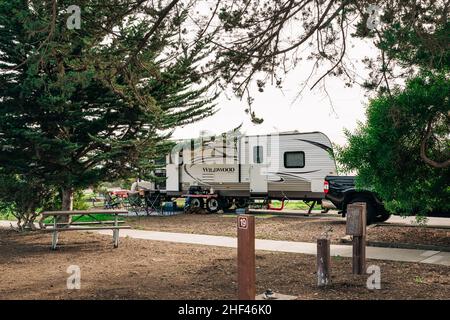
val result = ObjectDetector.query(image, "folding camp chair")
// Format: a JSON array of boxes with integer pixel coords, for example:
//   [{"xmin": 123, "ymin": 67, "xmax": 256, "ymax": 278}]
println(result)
[
  {"xmin": 126, "ymin": 192, "xmax": 145, "ymax": 215},
  {"xmin": 144, "ymin": 191, "xmax": 163, "ymax": 215},
  {"xmin": 104, "ymin": 192, "xmax": 121, "ymax": 209}
]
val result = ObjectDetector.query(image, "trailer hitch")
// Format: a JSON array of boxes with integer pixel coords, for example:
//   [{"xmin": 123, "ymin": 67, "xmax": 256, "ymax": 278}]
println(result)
[{"xmin": 267, "ymin": 198, "xmax": 286, "ymax": 211}]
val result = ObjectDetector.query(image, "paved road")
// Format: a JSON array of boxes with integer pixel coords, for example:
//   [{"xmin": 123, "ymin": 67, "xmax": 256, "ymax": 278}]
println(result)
[
  {"xmin": 93, "ymin": 229, "xmax": 450, "ymax": 267},
  {"xmin": 252, "ymin": 209, "xmax": 450, "ymax": 228},
  {"xmin": 384, "ymin": 215, "xmax": 450, "ymax": 228}
]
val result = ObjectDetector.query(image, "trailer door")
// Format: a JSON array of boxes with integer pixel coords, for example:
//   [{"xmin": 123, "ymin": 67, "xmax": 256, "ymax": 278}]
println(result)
[
  {"xmin": 250, "ymin": 165, "xmax": 268, "ymax": 194},
  {"xmin": 166, "ymin": 164, "xmax": 179, "ymax": 191},
  {"xmin": 249, "ymin": 144, "xmax": 268, "ymax": 194}
]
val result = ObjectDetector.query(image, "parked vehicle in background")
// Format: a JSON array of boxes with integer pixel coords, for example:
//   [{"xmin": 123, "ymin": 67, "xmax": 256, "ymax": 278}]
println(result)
[{"xmin": 324, "ymin": 175, "xmax": 391, "ymax": 225}]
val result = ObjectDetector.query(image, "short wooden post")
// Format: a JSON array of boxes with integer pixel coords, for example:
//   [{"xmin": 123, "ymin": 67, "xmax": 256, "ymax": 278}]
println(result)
[
  {"xmin": 352, "ymin": 235, "xmax": 366, "ymax": 274},
  {"xmin": 346, "ymin": 203, "xmax": 367, "ymax": 275},
  {"xmin": 113, "ymin": 213, "xmax": 119, "ymax": 248},
  {"xmin": 51, "ymin": 216, "xmax": 58, "ymax": 250},
  {"xmin": 237, "ymin": 215, "xmax": 255, "ymax": 300},
  {"xmin": 317, "ymin": 238, "xmax": 331, "ymax": 286}
]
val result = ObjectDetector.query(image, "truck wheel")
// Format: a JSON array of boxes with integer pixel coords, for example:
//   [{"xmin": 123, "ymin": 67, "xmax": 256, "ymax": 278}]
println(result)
[
  {"xmin": 206, "ymin": 198, "xmax": 220, "ymax": 213},
  {"xmin": 374, "ymin": 209, "xmax": 391, "ymax": 223},
  {"xmin": 190, "ymin": 198, "xmax": 204, "ymax": 208},
  {"xmin": 347, "ymin": 196, "xmax": 377, "ymax": 225}
]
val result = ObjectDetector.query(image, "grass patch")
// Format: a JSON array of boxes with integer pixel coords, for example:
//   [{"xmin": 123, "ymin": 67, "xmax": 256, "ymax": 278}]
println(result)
[
  {"xmin": 221, "ymin": 214, "xmax": 276, "ymax": 219},
  {"xmin": 0, "ymin": 211, "xmax": 17, "ymax": 221},
  {"xmin": 43, "ymin": 214, "xmax": 125, "ymax": 224},
  {"xmin": 0, "ymin": 203, "xmax": 17, "ymax": 221},
  {"xmin": 333, "ymin": 255, "xmax": 344, "ymax": 261},
  {"xmin": 271, "ymin": 200, "xmax": 322, "ymax": 210}
]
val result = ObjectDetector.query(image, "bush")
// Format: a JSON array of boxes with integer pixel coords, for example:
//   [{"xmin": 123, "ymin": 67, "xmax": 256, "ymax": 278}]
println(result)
[
  {"xmin": 337, "ymin": 72, "xmax": 449, "ymax": 216},
  {"xmin": 0, "ymin": 174, "xmax": 55, "ymax": 230}
]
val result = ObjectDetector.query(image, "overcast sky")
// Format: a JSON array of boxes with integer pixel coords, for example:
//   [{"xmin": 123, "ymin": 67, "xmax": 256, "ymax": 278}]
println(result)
[{"xmin": 173, "ymin": 36, "xmax": 379, "ymax": 147}]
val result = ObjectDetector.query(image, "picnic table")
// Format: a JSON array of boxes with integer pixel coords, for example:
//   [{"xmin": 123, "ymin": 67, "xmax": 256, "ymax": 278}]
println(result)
[{"xmin": 39, "ymin": 209, "xmax": 131, "ymax": 250}]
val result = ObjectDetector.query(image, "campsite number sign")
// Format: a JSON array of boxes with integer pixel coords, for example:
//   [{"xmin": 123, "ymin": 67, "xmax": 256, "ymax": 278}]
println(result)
[
  {"xmin": 237, "ymin": 214, "xmax": 255, "ymax": 299},
  {"xmin": 346, "ymin": 203, "xmax": 367, "ymax": 236},
  {"xmin": 238, "ymin": 216, "xmax": 248, "ymax": 229}
]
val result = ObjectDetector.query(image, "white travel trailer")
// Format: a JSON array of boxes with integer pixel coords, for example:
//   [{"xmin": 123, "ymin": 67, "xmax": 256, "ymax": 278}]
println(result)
[{"xmin": 136, "ymin": 131, "xmax": 337, "ymax": 213}]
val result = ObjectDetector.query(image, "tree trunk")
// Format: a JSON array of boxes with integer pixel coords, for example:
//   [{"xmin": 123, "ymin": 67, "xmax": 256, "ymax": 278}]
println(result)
[
  {"xmin": 60, "ymin": 187, "xmax": 74, "ymax": 223},
  {"xmin": 61, "ymin": 188, "xmax": 74, "ymax": 210}
]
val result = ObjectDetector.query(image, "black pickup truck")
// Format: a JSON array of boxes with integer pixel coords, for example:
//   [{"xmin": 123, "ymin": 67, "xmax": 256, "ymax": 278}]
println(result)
[{"xmin": 324, "ymin": 175, "xmax": 391, "ymax": 225}]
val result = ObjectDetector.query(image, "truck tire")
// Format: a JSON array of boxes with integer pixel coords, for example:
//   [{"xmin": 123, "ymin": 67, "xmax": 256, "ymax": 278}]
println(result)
[
  {"xmin": 375, "ymin": 209, "xmax": 391, "ymax": 223},
  {"xmin": 206, "ymin": 198, "xmax": 220, "ymax": 213},
  {"xmin": 347, "ymin": 196, "xmax": 378, "ymax": 225}
]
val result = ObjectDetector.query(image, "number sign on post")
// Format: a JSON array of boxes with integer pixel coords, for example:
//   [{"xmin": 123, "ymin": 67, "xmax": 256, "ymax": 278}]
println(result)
[
  {"xmin": 237, "ymin": 215, "xmax": 255, "ymax": 300},
  {"xmin": 346, "ymin": 203, "xmax": 366, "ymax": 236}
]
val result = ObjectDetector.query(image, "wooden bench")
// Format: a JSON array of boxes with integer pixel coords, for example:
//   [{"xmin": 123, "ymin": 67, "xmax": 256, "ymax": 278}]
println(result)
[{"xmin": 39, "ymin": 209, "xmax": 131, "ymax": 250}]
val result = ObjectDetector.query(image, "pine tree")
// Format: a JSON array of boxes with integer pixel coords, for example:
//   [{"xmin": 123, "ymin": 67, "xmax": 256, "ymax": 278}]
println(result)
[{"xmin": 0, "ymin": 0, "xmax": 217, "ymax": 210}]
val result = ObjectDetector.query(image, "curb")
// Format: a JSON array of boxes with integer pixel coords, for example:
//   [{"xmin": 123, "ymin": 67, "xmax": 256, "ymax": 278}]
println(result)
[
  {"xmin": 375, "ymin": 222, "xmax": 450, "ymax": 230},
  {"xmin": 366, "ymin": 241, "xmax": 450, "ymax": 253}
]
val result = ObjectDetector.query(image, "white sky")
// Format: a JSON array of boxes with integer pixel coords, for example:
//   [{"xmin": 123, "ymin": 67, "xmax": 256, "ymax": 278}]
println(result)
[
  {"xmin": 0, "ymin": 2, "xmax": 380, "ymax": 148},
  {"xmin": 173, "ymin": 39, "xmax": 378, "ymax": 147},
  {"xmin": 171, "ymin": 1, "xmax": 393, "ymax": 147}
]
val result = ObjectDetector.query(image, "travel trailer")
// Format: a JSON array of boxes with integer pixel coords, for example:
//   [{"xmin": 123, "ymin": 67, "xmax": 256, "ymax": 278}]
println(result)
[{"xmin": 132, "ymin": 131, "xmax": 338, "ymax": 213}]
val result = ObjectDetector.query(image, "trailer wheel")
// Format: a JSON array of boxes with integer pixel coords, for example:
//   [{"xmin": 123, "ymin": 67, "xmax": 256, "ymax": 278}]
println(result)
[
  {"xmin": 206, "ymin": 198, "xmax": 220, "ymax": 213},
  {"xmin": 235, "ymin": 198, "xmax": 248, "ymax": 208},
  {"xmin": 220, "ymin": 198, "xmax": 233, "ymax": 211},
  {"xmin": 190, "ymin": 198, "xmax": 204, "ymax": 208}
]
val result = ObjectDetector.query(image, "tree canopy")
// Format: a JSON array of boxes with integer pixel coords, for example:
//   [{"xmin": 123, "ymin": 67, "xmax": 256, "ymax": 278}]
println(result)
[
  {"xmin": 0, "ymin": 0, "xmax": 448, "ymax": 219},
  {"xmin": 337, "ymin": 71, "xmax": 449, "ymax": 215},
  {"xmin": 209, "ymin": 0, "xmax": 449, "ymax": 97},
  {"xmin": 0, "ymin": 0, "xmax": 217, "ymax": 209}
]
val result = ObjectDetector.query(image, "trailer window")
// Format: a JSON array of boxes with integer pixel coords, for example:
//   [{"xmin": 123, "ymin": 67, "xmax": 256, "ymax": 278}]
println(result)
[
  {"xmin": 284, "ymin": 151, "xmax": 305, "ymax": 168},
  {"xmin": 253, "ymin": 146, "xmax": 263, "ymax": 164}
]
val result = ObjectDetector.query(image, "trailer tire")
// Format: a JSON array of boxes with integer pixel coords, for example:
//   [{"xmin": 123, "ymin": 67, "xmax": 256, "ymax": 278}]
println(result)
[
  {"xmin": 220, "ymin": 198, "xmax": 233, "ymax": 211},
  {"xmin": 206, "ymin": 198, "xmax": 220, "ymax": 213},
  {"xmin": 235, "ymin": 198, "xmax": 248, "ymax": 208},
  {"xmin": 190, "ymin": 198, "xmax": 204, "ymax": 209}
]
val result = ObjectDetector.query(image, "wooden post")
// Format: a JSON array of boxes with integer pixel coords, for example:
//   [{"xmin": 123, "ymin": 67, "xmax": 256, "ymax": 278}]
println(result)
[
  {"xmin": 237, "ymin": 215, "xmax": 255, "ymax": 300},
  {"xmin": 317, "ymin": 238, "xmax": 331, "ymax": 286},
  {"xmin": 113, "ymin": 213, "xmax": 119, "ymax": 248},
  {"xmin": 51, "ymin": 216, "xmax": 59, "ymax": 250},
  {"xmin": 346, "ymin": 203, "xmax": 367, "ymax": 275},
  {"xmin": 352, "ymin": 235, "xmax": 366, "ymax": 274}
]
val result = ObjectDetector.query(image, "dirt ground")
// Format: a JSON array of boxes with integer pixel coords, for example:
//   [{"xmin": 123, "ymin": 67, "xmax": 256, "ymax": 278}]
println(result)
[
  {"xmin": 1, "ymin": 229, "xmax": 448, "ymax": 300},
  {"xmin": 126, "ymin": 214, "xmax": 450, "ymax": 248}
]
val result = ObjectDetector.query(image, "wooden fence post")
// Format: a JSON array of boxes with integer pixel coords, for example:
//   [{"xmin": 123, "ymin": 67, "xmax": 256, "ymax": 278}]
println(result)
[
  {"xmin": 237, "ymin": 214, "xmax": 255, "ymax": 300},
  {"xmin": 317, "ymin": 238, "xmax": 331, "ymax": 286},
  {"xmin": 352, "ymin": 234, "xmax": 366, "ymax": 274},
  {"xmin": 346, "ymin": 203, "xmax": 367, "ymax": 275}
]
